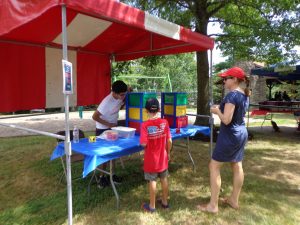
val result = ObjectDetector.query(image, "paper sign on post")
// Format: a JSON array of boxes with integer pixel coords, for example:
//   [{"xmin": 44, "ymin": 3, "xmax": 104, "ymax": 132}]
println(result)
[{"xmin": 62, "ymin": 60, "xmax": 73, "ymax": 94}]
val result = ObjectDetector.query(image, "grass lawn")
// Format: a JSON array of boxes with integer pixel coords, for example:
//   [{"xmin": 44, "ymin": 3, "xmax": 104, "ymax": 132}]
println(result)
[{"xmin": 0, "ymin": 121, "xmax": 300, "ymax": 225}]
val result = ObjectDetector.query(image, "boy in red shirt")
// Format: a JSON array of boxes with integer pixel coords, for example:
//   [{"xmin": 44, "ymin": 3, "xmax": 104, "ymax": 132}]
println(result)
[{"xmin": 140, "ymin": 98, "xmax": 172, "ymax": 212}]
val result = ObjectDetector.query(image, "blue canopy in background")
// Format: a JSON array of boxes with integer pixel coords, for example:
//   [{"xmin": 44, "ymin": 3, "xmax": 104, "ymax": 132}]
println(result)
[{"xmin": 251, "ymin": 64, "xmax": 300, "ymax": 81}]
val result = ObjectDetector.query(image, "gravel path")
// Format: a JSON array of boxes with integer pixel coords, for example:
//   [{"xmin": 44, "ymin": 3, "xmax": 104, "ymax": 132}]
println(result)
[{"xmin": 0, "ymin": 111, "xmax": 99, "ymax": 137}]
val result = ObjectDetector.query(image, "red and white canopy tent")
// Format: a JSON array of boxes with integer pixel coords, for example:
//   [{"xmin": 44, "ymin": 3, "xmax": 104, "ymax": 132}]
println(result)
[
  {"xmin": 0, "ymin": 0, "xmax": 214, "ymax": 224},
  {"xmin": 0, "ymin": 0, "xmax": 214, "ymax": 112}
]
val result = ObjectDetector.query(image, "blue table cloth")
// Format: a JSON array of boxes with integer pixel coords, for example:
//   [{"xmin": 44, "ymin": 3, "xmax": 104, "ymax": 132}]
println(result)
[{"xmin": 51, "ymin": 125, "xmax": 210, "ymax": 177}]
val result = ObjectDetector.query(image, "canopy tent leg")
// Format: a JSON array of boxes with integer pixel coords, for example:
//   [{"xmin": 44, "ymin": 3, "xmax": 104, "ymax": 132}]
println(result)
[{"xmin": 61, "ymin": 5, "xmax": 73, "ymax": 225}]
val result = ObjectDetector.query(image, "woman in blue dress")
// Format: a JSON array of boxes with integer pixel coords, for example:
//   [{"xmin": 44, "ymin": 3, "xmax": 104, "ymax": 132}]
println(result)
[{"xmin": 198, "ymin": 67, "xmax": 250, "ymax": 213}]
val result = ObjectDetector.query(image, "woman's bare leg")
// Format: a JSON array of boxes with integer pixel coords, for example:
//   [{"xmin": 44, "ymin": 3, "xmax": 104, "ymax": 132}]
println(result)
[
  {"xmin": 197, "ymin": 159, "xmax": 222, "ymax": 213},
  {"xmin": 227, "ymin": 162, "xmax": 244, "ymax": 209}
]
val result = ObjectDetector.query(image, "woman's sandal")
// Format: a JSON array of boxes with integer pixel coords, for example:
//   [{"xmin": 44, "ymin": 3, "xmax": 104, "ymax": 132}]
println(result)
[{"xmin": 157, "ymin": 199, "xmax": 170, "ymax": 209}]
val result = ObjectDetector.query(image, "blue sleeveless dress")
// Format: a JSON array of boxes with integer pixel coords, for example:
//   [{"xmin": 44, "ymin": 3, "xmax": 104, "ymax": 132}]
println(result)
[{"xmin": 212, "ymin": 90, "xmax": 249, "ymax": 162}]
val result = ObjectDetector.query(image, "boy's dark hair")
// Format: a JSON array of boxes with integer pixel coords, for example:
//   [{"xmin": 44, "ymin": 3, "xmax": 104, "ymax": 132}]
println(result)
[
  {"xmin": 145, "ymin": 98, "xmax": 160, "ymax": 113},
  {"xmin": 112, "ymin": 80, "xmax": 127, "ymax": 94}
]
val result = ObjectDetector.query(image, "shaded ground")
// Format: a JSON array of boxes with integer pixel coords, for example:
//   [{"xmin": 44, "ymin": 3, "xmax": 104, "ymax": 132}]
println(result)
[{"xmin": 248, "ymin": 125, "xmax": 300, "ymax": 139}]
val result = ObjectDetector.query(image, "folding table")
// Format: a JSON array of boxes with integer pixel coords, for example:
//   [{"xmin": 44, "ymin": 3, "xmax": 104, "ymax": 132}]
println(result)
[{"xmin": 51, "ymin": 125, "xmax": 210, "ymax": 208}]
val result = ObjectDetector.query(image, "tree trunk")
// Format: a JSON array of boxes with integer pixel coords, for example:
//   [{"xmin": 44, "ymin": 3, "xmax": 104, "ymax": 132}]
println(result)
[
  {"xmin": 194, "ymin": 51, "xmax": 210, "ymax": 125},
  {"xmin": 194, "ymin": 7, "xmax": 210, "ymax": 126}
]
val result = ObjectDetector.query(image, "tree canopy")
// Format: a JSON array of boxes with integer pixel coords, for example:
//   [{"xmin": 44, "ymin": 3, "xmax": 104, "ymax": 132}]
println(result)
[
  {"xmin": 113, "ymin": 54, "xmax": 198, "ymax": 94},
  {"xmin": 214, "ymin": 0, "xmax": 300, "ymax": 64},
  {"xmin": 121, "ymin": 0, "xmax": 300, "ymax": 125}
]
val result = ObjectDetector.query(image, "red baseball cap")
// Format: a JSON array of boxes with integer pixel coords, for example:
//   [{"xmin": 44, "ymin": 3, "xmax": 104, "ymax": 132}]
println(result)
[{"xmin": 219, "ymin": 67, "xmax": 245, "ymax": 80}]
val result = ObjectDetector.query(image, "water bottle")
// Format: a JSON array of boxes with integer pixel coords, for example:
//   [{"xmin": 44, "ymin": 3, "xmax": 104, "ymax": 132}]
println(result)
[{"xmin": 73, "ymin": 126, "xmax": 79, "ymax": 143}]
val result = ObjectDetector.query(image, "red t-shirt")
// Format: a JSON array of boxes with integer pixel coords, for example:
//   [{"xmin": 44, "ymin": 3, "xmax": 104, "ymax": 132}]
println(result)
[{"xmin": 140, "ymin": 118, "xmax": 171, "ymax": 173}]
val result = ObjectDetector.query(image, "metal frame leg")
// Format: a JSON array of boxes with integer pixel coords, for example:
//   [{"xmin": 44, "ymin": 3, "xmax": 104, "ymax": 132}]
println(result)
[
  {"xmin": 60, "ymin": 157, "xmax": 67, "ymax": 183},
  {"xmin": 109, "ymin": 160, "xmax": 120, "ymax": 209},
  {"xmin": 261, "ymin": 113, "xmax": 273, "ymax": 128},
  {"xmin": 186, "ymin": 137, "xmax": 195, "ymax": 172},
  {"xmin": 88, "ymin": 170, "xmax": 97, "ymax": 196},
  {"xmin": 119, "ymin": 157, "xmax": 125, "ymax": 169},
  {"xmin": 60, "ymin": 156, "xmax": 83, "ymax": 183},
  {"xmin": 173, "ymin": 137, "xmax": 195, "ymax": 171},
  {"xmin": 87, "ymin": 162, "xmax": 120, "ymax": 209}
]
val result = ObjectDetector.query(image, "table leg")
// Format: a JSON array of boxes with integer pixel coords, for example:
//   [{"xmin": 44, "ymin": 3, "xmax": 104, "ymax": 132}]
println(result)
[
  {"xmin": 87, "ymin": 165, "xmax": 120, "ymax": 208},
  {"xmin": 87, "ymin": 171, "xmax": 97, "ymax": 196},
  {"xmin": 173, "ymin": 137, "xmax": 196, "ymax": 171},
  {"xmin": 186, "ymin": 137, "xmax": 196, "ymax": 172},
  {"xmin": 60, "ymin": 157, "xmax": 67, "ymax": 183},
  {"xmin": 110, "ymin": 160, "xmax": 120, "ymax": 209}
]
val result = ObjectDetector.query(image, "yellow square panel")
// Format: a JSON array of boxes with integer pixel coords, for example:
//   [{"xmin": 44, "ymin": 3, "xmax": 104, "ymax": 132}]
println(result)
[
  {"xmin": 129, "ymin": 108, "xmax": 149, "ymax": 121},
  {"xmin": 129, "ymin": 108, "xmax": 140, "ymax": 120},
  {"xmin": 164, "ymin": 105, "xmax": 174, "ymax": 115},
  {"xmin": 176, "ymin": 106, "xmax": 186, "ymax": 116}
]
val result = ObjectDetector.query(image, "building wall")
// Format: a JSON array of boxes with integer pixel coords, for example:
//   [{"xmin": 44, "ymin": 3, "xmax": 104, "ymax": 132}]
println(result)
[
  {"xmin": 235, "ymin": 61, "xmax": 267, "ymax": 104},
  {"xmin": 250, "ymin": 76, "xmax": 267, "ymax": 104}
]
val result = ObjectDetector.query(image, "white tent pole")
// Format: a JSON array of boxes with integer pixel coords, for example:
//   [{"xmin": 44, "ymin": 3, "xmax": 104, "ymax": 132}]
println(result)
[
  {"xmin": 209, "ymin": 49, "xmax": 214, "ymax": 156},
  {"xmin": 61, "ymin": 5, "xmax": 73, "ymax": 225}
]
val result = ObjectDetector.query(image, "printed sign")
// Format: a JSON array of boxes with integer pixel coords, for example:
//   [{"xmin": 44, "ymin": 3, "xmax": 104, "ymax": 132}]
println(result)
[{"xmin": 62, "ymin": 60, "xmax": 73, "ymax": 94}]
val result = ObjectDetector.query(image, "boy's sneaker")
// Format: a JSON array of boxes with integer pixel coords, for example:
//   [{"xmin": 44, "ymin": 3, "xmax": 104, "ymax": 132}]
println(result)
[
  {"xmin": 111, "ymin": 175, "xmax": 122, "ymax": 185},
  {"xmin": 97, "ymin": 175, "xmax": 109, "ymax": 189},
  {"xmin": 141, "ymin": 203, "xmax": 156, "ymax": 213}
]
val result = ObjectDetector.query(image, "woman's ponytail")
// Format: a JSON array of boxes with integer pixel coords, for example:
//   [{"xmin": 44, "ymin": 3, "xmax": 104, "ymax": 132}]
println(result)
[{"xmin": 244, "ymin": 76, "xmax": 251, "ymax": 97}]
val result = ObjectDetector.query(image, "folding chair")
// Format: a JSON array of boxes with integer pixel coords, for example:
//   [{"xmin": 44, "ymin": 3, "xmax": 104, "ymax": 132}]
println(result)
[
  {"xmin": 56, "ymin": 129, "xmax": 85, "ymax": 182},
  {"xmin": 250, "ymin": 109, "xmax": 273, "ymax": 128}
]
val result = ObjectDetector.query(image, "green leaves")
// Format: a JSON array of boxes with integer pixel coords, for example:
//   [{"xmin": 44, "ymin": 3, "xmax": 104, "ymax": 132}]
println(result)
[
  {"xmin": 215, "ymin": 0, "xmax": 300, "ymax": 64},
  {"xmin": 124, "ymin": 0, "xmax": 300, "ymax": 64},
  {"xmin": 120, "ymin": 0, "xmax": 300, "ymax": 123},
  {"xmin": 113, "ymin": 53, "xmax": 197, "ymax": 92}
]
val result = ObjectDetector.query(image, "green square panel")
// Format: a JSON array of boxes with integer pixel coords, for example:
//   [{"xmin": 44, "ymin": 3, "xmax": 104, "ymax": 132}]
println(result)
[
  {"xmin": 142, "ymin": 93, "xmax": 157, "ymax": 107},
  {"xmin": 128, "ymin": 93, "xmax": 157, "ymax": 107},
  {"xmin": 128, "ymin": 93, "xmax": 141, "ymax": 107},
  {"xmin": 164, "ymin": 93, "xmax": 187, "ymax": 105},
  {"xmin": 164, "ymin": 94, "xmax": 174, "ymax": 104},
  {"xmin": 177, "ymin": 93, "xmax": 187, "ymax": 105}
]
